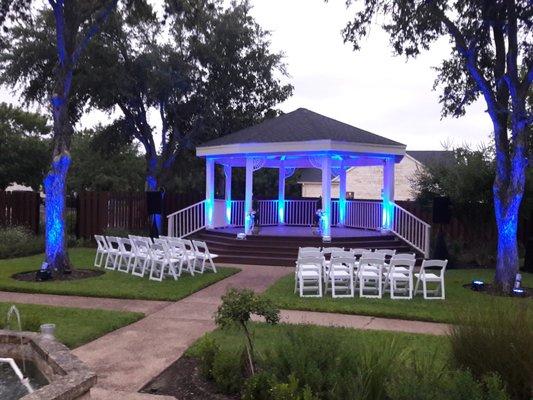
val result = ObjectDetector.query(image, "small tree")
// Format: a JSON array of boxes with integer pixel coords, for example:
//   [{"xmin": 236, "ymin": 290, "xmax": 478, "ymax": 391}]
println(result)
[{"xmin": 215, "ymin": 288, "xmax": 280, "ymax": 376}]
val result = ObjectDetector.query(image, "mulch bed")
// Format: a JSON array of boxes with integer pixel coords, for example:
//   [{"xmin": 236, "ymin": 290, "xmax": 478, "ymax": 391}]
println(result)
[
  {"xmin": 140, "ymin": 355, "xmax": 238, "ymax": 400},
  {"xmin": 12, "ymin": 269, "xmax": 104, "ymax": 282},
  {"xmin": 463, "ymin": 283, "xmax": 532, "ymax": 298}
]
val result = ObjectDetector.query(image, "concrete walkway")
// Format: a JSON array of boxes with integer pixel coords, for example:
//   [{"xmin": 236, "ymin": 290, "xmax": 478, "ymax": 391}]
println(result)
[{"xmin": 0, "ymin": 264, "xmax": 450, "ymax": 398}]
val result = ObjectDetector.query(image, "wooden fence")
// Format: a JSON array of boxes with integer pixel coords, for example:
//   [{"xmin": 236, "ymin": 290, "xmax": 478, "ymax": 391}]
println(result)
[
  {"xmin": 77, "ymin": 191, "xmax": 203, "ymax": 239},
  {"xmin": 0, "ymin": 191, "xmax": 40, "ymax": 234}
]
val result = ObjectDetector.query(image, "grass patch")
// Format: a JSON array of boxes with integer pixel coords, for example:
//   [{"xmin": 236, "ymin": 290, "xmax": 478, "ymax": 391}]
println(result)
[
  {"xmin": 0, "ymin": 301, "xmax": 143, "ymax": 348},
  {"xmin": 187, "ymin": 322, "xmax": 449, "ymax": 364},
  {"xmin": 0, "ymin": 248, "xmax": 240, "ymax": 301},
  {"xmin": 263, "ymin": 269, "xmax": 533, "ymax": 323}
]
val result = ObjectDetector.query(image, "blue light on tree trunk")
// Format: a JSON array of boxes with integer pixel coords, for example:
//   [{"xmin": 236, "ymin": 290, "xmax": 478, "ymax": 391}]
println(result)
[{"xmin": 44, "ymin": 154, "xmax": 71, "ymax": 271}]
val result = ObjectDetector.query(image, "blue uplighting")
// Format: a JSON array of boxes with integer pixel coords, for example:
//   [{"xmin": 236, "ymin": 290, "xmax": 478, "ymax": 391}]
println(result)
[
  {"xmin": 44, "ymin": 155, "xmax": 71, "ymax": 270},
  {"xmin": 278, "ymin": 202, "xmax": 285, "ymax": 224},
  {"xmin": 225, "ymin": 200, "xmax": 232, "ymax": 225}
]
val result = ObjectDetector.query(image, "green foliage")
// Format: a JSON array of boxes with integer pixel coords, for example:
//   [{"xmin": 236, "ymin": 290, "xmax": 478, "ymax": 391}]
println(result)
[
  {"xmin": 68, "ymin": 128, "xmax": 145, "ymax": 192},
  {"xmin": 449, "ymin": 302, "xmax": 533, "ymax": 400},
  {"xmin": 211, "ymin": 349, "xmax": 244, "ymax": 394},
  {"xmin": 241, "ymin": 370, "xmax": 277, "ymax": 400},
  {"xmin": 196, "ymin": 336, "xmax": 220, "ymax": 380},
  {"xmin": 0, "ymin": 103, "xmax": 50, "ymax": 190},
  {"xmin": 0, "ymin": 226, "xmax": 43, "ymax": 259}
]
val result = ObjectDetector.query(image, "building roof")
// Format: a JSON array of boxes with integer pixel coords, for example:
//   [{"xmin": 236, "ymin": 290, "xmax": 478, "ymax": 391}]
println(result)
[
  {"xmin": 297, "ymin": 150, "xmax": 455, "ymax": 183},
  {"xmin": 198, "ymin": 108, "xmax": 404, "ymax": 148}
]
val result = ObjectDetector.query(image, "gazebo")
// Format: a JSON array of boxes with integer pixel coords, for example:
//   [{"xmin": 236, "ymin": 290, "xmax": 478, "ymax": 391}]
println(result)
[{"xmin": 168, "ymin": 108, "xmax": 430, "ymax": 256}]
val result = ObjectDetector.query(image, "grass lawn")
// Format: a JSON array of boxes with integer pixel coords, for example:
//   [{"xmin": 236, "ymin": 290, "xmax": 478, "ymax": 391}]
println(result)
[
  {"xmin": 187, "ymin": 322, "xmax": 450, "ymax": 364},
  {"xmin": 0, "ymin": 248, "xmax": 239, "ymax": 301},
  {"xmin": 0, "ymin": 302, "xmax": 143, "ymax": 348},
  {"xmin": 263, "ymin": 268, "xmax": 533, "ymax": 323}
]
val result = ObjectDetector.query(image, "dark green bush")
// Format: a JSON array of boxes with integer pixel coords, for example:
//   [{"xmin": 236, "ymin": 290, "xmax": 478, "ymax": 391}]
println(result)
[
  {"xmin": 196, "ymin": 336, "xmax": 220, "ymax": 380},
  {"xmin": 211, "ymin": 349, "xmax": 244, "ymax": 395},
  {"xmin": 0, "ymin": 226, "xmax": 44, "ymax": 259},
  {"xmin": 270, "ymin": 375, "xmax": 318, "ymax": 400},
  {"xmin": 449, "ymin": 302, "xmax": 532, "ymax": 400},
  {"xmin": 242, "ymin": 371, "xmax": 277, "ymax": 400}
]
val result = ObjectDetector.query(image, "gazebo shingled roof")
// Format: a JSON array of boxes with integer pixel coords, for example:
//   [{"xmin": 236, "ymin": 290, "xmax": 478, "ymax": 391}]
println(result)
[{"xmin": 199, "ymin": 108, "xmax": 404, "ymax": 148}]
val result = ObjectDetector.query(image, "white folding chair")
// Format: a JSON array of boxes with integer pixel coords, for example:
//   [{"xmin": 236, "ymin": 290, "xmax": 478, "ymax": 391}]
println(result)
[
  {"xmin": 296, "ymin": 256, "xmax": 323, "ymax": 297},
  {"xmin": 149, "ymin": 242, "xmax": 179, "ymax": 282},
  {"xmin": 383, "ymin": 258, "xmax": 416, "ymax": 299},
  {"xmin": 351, "ymin": 248, "xmax": 370, "ymax": 260},
  {"xmin": 414, "ymin": 259, "xmax": 448, "ymax": 299},
  {"xmin": 167, "ymin": 237, "xmax": 194, "ymax": 276},
  {"xmin": 117, "ymin": 237, "xmax": 135, "ymax": 273},
  {"xmin": 131, "ymin": 238, "xmax": 152, "ymax": 277},
  {"xmin": 385, "ymin": 253, "xmax": 416, "ymax": 273},
  {"xmin": 94, "ymin": 235, "xmax": 109, "ymax": 267},
  {"xmin": 192, "ymin": 240, "xmax": 218, "ymax": 273},
  {"xmin": 358, "ymin": 256, "xmax": 385, "ymax": 298},
  {"xmin": 104, "ymin": 236, "xmax": 121, "ymax": 270},
  {"xmin": 327, "ymin": 256, "xmax": 355, "ymax": 298}
]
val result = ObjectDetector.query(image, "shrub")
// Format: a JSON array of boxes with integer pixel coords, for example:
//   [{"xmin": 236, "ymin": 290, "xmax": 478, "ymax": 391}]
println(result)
[
  {"xmin": 265, "ymin": 326, "xmax": 402, "ymax": 400},
  {"xmin": 211, "ymin": 349, "xmax": 244, "ymax": 395},
  {"xmin": 270, "ymin": 375, "xmax": 318, "ymax": 400},
  {"xmin": 449, "ymin": 302, "xmax": 533, "ymax": 400},
  {"xmin": 196, "ymin": 336, "xmax": 220, "ymax": 380},
  {"xmin": 0, "ymin": 226, "xmax": 44, "ymax": 259},
  {"xmin": 242, "ymin": 371, "xmax": 277, "ymax": 400}
]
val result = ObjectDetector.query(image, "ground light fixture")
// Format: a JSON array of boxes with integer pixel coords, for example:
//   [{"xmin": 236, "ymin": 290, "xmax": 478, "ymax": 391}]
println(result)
[
  {"xmin": 512, "ymin": 287, "xmax": 526, "ymax": 297},
  {"xmin": 471, "ymin": 280, "xmax": 485, "ymax": 291}
]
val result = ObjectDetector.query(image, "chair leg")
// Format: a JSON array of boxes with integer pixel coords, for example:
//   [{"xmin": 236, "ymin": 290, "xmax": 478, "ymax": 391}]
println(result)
[{"xmin": 414, "ymin": 276, "xmax": 421, "ymax": 296}]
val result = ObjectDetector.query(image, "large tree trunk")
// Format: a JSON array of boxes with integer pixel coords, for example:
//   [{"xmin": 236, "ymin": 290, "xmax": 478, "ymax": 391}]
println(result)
[{"xmin": 44, "ymin": 88, "xmax": 74, "ymax": 273}]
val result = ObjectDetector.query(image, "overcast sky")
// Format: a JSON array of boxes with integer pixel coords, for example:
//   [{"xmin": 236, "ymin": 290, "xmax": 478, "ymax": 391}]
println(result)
[
  {"xmin": 249, "ymin": 0, "xmax": 493, "ymax": 150},
  {"xmin": 0, "ymin": 0, "xmax": 494, "ymax": 151}
]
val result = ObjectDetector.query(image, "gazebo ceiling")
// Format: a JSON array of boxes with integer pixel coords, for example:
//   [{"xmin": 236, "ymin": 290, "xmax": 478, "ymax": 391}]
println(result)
[{"xmin": 196, "ymin": 108, "xmax": 406, "ymax": 168}]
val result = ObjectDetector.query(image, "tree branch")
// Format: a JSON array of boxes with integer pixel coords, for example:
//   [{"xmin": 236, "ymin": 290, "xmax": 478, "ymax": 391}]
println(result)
[{"xmin": 71, "ymin": 0, "xmax": 118, "ymax": 66}]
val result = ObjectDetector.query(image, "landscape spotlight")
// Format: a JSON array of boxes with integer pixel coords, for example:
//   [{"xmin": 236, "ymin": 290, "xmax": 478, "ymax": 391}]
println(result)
[
  {"xmin": 512, "ymin": 288, "xmax": 526, "ymax": 297},
  {"xmin": 471, "ymin": 280, "xmax": 485, "ymax": 291}
]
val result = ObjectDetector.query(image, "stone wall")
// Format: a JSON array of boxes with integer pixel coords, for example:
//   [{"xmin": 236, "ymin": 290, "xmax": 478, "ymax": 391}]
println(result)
[{"xmin": 301, "ymin": 155, "xmax": 422, "ymax": 200}]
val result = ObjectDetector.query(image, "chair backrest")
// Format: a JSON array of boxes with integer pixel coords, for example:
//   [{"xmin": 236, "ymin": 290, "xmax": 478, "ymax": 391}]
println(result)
[
  {"xmin": 322, "ymin": 247, "xmax": 344, "ymax": 255},
  {"xmin": 133, "ymin": 238, "xmax": 151, "ymax": 256},
  {"xmin": 118, "ymin": 237, "xmax": 132, "ymax": 253},
  {"xmin": 153, "ymin": 237, "xmax": 168, "ymax": 245},
  {"xmin": 391, "ymin": 253, "xmax": 416, "ymax": 262},
  {"xmin": 296, "ymin": 256, "xmax": 322, "ymax": 274},
  {"xmin": 373, "ymin": 249, "xmax": 396, "ymax": 257},
  {"xmin": 388, "ymin": 258, "xmax": 415, "ymax": 274},
  {"xmin": 94, "ymin": 235, "xmax": 108, "ymax": 250},
  {"xmin": 182, "ymin": 239, "xmax": 195, "ymax": 252},
  {"xmin": 358, "ymin": 257, "xmax": 384, "ymax": 273},
  {"xmin": 331, "ymin": 249, "xmax": 355, "ymax": 259},
  {"xmin": 192, "ymin": 240, "xmax": 207, "ymax": 253},
  {"xmin": 420, "ymin": 259, "xmax": 448, "ymax": 277},
  {"xmin": 351, "ymin": 248, "xmax": 369, "ymax": 258},
  {"xmin": 330, "ymin": 256, "xmax": 354, "ymax": 274},
  {"xmin": 151, "ymin": 242, "xmax": 169, "ymax": 260},
  {"xmin": 360, "ymin": 252, "xmax": 385, "ymax": 263},
  {"xmin": 298, "ymin": 247, "xmax": 322, "ymax": 258},
  {"xmin": 106, "ymin": 236, "xmax": 120, "ymax": 249}
]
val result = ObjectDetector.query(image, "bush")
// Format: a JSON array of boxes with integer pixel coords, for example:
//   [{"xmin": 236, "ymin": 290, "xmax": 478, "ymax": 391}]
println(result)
[
  {"xmin": 242, "ymin": 371, "xmax": 277, "ymax": 400},
  {"xmin": 264, "ymin": 326, "xmax": 402, "ymax": 400},
  {"xmin": 196, "ymin": 336, "xmax": 220, "ymax": 380},
  {"xmin": 449, "ymin": 302, "xmax": 532, "ymax": 400},
  {"xmin": 0, "ymin": 226, "xmax": 44, "ymax": 259},
  {"xmin": 211, "ymin": 349, "xmax": 244, "ymax": 395}
]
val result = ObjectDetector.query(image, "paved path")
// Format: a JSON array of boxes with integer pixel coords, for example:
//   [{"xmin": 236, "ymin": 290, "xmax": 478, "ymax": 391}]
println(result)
[
  {"xmin": 73, "ymin": 264, "xmax": 290, "ymax": 393},
  {"xmin": 0, "ymin": 291, "xmax": 171, "ymax": 315}
]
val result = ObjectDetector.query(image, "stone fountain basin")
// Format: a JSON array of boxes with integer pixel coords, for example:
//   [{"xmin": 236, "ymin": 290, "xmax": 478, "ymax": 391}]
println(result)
[{"xmin": 0, "ymin": 329, "xmax": 96, "ymax": 400}]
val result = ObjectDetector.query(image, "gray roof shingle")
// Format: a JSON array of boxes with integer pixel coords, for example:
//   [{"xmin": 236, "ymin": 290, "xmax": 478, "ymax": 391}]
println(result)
[{"xmin": 199, "ymin": 108, "xmax": 404, "ymax": 148}]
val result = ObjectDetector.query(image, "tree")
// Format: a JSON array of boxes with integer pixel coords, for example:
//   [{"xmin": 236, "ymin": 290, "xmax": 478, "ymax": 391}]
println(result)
[
  {"xmin": 215, "ymin": 288, "xmax": 280, "ymax": 376},
  {"xmin": 341, "ymin": 0, "xmax": 532, "ymax": 291},
  {"xmin": 0, "ymin": 103, "xmax": 50, "ymax": 190},
  {"xmin": 0, "ymin": 0, "xmax": 134, "ymax": 274},
  {"xmin": 68, "ymin": 126, "xmax": 145, "ymax": 192}
]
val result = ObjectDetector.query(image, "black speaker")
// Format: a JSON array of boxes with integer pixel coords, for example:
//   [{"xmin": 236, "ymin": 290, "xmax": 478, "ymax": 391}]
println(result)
[
  {"xmin": 433, "ymin": 196, "xmax": 451, "ymax": 224},
  {"xmin": 146, "ymin": 191, "xmax": 162, "ymax": 215}
]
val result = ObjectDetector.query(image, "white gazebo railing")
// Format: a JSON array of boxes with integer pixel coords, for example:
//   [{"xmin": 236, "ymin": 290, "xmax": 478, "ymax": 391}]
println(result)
[
  {"xmin": 167, "ymin": 198, "xmax": 431, "ymax": 257},
  {"xmin": 391, "ymin": 203, "xmax": 431, "ymax": 257},
  {"xmin": 167, "ymin": 200, "xmax": 206, "ymax": 238}
]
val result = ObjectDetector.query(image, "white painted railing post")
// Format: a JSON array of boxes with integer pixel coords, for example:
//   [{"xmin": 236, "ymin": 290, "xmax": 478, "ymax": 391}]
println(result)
[
  {"xmin": 278, "ymin": 160, "xmax": 285, "ymax": 225},
  {"xmin": 321, "ymin": 155, "xmax": 332, "ymax": 237},
  {"xmin": 338, "ymin": 164, "xmax": 347, "ymax": 226},
  {"xmin": 381, "ymin": 158, "xmax": 395, "ymax": 231},
  {"xmin": 224, "ymin": 165, "xmax": 232, "ymax": 226},
  {"xmin": 244, "ymin": 157, "xmax": 253, "ymax": 234},
  {"xmin": 205, "ymin": 158, "xmax": 215, "ymax": 229}
]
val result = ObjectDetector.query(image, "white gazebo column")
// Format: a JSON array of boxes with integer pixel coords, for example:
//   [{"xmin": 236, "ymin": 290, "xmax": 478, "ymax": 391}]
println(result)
[
  {"xmin": 244, "ymin": 157, "xmax": 254, "ymax": 234},
  {"xmin": 338, "ymin": 163, "xmax": 347, "ymax": 227},
  {"xmin": 278, "ymin": 160, "xmax": 286, "ymax": 224},
  {"xmin": 205, "ymin": 158, "xmax": 215, "ymax": 229},
  {"xmin": 224, "ymin": 165, "xmax": 232, "ymax": 226},
  {"xmin": 382, "ymin": 157, "xmax": 395, "ymax": 231},
  {"xmin": 321, "ymin": 155, "xmax": 332, "ymax": 238}
]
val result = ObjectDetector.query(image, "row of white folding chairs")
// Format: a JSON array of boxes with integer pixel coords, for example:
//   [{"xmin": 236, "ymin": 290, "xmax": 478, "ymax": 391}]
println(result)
[
  {"xmin": 93, "ymin": 234, "xmax": 218, "ymax": 282},
  {"xmin": 295, "ymin": 247, "xmax": 447, "ymax": 300}
]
